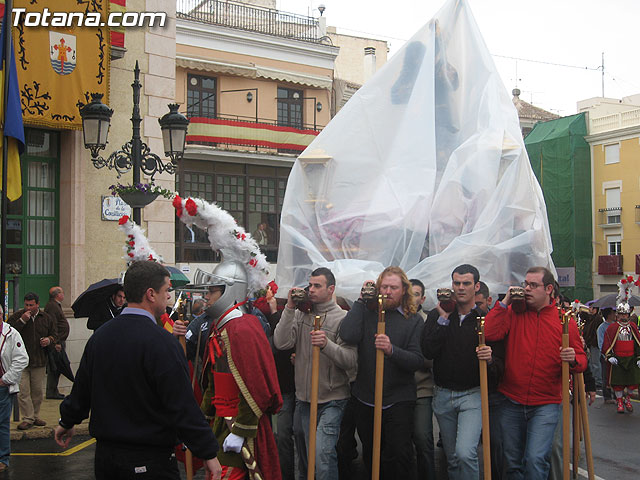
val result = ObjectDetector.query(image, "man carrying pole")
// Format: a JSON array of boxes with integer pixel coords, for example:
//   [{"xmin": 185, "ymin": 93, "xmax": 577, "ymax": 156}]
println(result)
[
  {"xmin": 421, "ymin": 264, "xmax": 501, "ymax": 480},
  {"xmin": 340, "ymin": 266, "xmax": 423, "ymax": 479},
  {"xmin": 273, "ymin": 267, "xmax": 356, "ymax": 480},
  {"xmin": 485, "ymin": 266, "xmax": 586, "ymax": 480}
]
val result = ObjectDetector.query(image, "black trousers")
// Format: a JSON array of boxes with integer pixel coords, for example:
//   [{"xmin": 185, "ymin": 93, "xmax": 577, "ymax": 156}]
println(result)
[
  {"xmin": 95, "ymin": 442, "xmax": 179, "ymax": 480},
  {"xmin": 354, "ymin": 399, "xmax": 416, "ymax": 480}
]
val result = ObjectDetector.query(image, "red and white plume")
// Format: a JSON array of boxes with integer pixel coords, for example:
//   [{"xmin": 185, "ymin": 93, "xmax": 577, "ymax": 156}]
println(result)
[
  {"xmin": 117, "ymin": 215, "xmax": 162, "ymax": 263},
  {"xmin": 172, "ymin": 195, "xmax": 269, "ymax": 294},
  {"xmin": 617, "ymin": 274, "xmax": 640, "ymax": 305}
]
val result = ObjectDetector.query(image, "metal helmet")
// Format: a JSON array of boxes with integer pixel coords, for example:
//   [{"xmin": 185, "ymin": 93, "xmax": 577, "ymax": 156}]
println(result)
[
  {"xmin": 616, "ymin": 302, "xmax": 632, "ymax": 315},
  {"xmin": 193, "ymin": 260, "xmax": 249, "ymax": 325}
]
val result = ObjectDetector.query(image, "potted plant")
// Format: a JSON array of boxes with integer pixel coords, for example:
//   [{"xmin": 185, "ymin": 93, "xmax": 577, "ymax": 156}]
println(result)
[{"xmin": 109, "ymin": 182, "xmax": 174, "ymax": 208}]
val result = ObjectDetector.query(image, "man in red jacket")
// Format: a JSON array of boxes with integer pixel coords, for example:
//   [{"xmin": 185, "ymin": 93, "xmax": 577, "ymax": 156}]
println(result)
[{"xmin": 485, "ymin": 266, "xmax": 586, "ymax": 480}]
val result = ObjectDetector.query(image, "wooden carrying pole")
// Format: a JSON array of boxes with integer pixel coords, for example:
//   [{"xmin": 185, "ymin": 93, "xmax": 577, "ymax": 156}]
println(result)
[
  {"xmin": 572, "ymin": 372, "xmax": 580, "ymax": 479},
  {"xmin": 477, "ymin": 317, "xmax": 491, "ymax": 480},
  {"xmin": 177, "ymin": 301, "xmax": 193, "ymax": 480},
  {"xmin": 307, "ymin": 315, "xmax": 322, "ymax": 480},
  {"xmin": 371, "ymin": 295, "xmax": 386, "ymax": 480},
  {"xmin": 575, "ymin": 373, "xmax": 595, "ymax": 480},
  {"xmin": 561, "ymin": 311, "xmax": 570, "ymax": 480}
]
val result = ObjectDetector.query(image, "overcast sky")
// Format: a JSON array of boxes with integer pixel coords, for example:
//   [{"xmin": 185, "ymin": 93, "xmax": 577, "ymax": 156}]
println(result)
[{"xmin": 276, "ymin": 0, "xmax": 640, "ymax": 117}]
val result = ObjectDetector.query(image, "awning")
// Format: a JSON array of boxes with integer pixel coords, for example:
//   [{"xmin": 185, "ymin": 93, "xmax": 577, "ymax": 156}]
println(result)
[
  {"xmin": 176, "ymin": 55, "xmax": 332, "ymax": 89},
  {"xmin": 176, "ymin": 56, "xmax": 256, "ymax": 78}
]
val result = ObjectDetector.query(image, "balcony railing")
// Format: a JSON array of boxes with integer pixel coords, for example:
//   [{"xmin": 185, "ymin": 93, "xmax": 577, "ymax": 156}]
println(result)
[
  {"xmin": 186, "ymin": 114, "xmax": 321, "ymax": 153},
  {"xmin": 598, "ymin": 255, "xmax": 623, "ymax": 275},
  {"xmin": 598, "ymin": 207, "xmax": 622, "ymax": 228},
  {"xmin": 177, "ymin": 0, "xmax": 321, "ymax": 43},
  {"xmin": 590, "ymin": 108, "xmax": 640, "ymax": 134}
]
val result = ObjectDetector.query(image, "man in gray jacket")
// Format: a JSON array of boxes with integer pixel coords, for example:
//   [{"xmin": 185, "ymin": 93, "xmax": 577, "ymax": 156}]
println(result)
[{"xmin": 274, "ymin": 267, "xmax": 357, "ymax": 480}]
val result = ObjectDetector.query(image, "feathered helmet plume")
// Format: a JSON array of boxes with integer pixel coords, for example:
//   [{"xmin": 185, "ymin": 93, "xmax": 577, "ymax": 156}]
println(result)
[
  {"xmin": 616, "ymin": 274, "xmax": 639, "ymax": 314},
  {"xmin": 117, "ymin": 215, "xmax": 162, "ymax": 263},
  {"xmin": 172, "ymin": 195, "xmax": 269, "ymax": 294}
]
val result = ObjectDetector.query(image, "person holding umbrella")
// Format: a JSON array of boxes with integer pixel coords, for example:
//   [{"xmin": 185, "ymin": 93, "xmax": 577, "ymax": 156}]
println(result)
[
  {"xmin": 8, "ymin": 292, "xmax": 58, "ymax": 430},
  {"xmin": 86, "ymin": 287, "xmax": 126, "ymax": 331},
  {"xmin": 45, "ymin": 286, "xmax": 73, "ymax": 399}
]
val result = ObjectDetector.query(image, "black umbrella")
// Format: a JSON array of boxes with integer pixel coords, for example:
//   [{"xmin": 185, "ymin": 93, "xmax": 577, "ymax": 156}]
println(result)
[
  {"xmin": 71, "ymin": 278, "xmax": 122, "ymax": 318},
  {"xmin": 591, "ymin": 293, "xmax": 640, "ymax": 309},
  {"xmin": 47, "ymin": 347, "xmax": 75, "ymax": 382}
]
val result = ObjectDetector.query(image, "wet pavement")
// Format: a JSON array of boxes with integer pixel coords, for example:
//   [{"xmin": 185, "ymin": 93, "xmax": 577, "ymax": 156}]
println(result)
[{"xmin": 5, "ymin": 396, "xmax": 639, "ymax": 479}]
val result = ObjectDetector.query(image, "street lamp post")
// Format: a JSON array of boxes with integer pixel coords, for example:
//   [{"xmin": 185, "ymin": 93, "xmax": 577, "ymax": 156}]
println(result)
[{"xmin": 79, "ymin": 61, "xmax": 189, "ymax": 225}]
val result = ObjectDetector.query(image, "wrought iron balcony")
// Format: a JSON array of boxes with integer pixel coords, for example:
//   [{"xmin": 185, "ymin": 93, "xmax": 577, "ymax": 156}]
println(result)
[
  {"xmin": 177, "ymin": 0, "xmax": 321, "ymax": 43},
  {"xmin": 597, "ymin": 207, "xmax": 622, "ymax": 228},
  {"xmin": 598, "ymin": 255, "xmax": 623, "ymax": 275},
  {"xmin": 186, "ymin": 114, "xmax": 321, "ymax": 153}
]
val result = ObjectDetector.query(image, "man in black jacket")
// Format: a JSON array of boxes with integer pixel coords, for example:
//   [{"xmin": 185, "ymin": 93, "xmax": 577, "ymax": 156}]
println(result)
[
  {"xmin": 55, "ymin": 261, "xmax": 221, "ymax": 480},
  {"xmin": 86, "ymin": 287, "xmax": 125, "ymax": 331},
  {"xmin": 421, "ymin": 264, "xmax": 502, "ymax": 480},
  {"xmin": 45, "ymin": 286, "xmax": 71, "ymax": 399},
  {"xmin": 340, "ymin": 266, "xmax": 424, "ymax": 480}
]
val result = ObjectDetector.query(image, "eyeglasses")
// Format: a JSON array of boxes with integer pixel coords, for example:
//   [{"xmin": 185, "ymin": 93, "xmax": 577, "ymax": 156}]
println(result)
[{"xmin": 521, "ymin": 281, "xmax": 545, "ymax": 289}]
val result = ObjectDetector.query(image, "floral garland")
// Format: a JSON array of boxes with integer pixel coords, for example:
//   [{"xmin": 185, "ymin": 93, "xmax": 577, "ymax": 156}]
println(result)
[
  {"xmin": 117, "ymin": 215, "xmax": 162, "ymax": 262},
  {"xmin": 172, "ymin": 195, "xmax": 269, "ymax": 294},
  {"xmin": 110, "ymin": 182, "xmax": 175, "ymax": 200}
]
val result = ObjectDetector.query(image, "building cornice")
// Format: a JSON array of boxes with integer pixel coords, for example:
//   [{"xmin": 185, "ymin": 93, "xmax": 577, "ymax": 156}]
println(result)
[
  {"xmin": 176, "ymin": 21, "xmax": 339, "ymax": 71},
  {"xmin": 184, "ymin": 145, "xmax": 296, "ymax": 167},
  {"xmin": 585, "ymin": 124, "xmax": 640, "ymax": 144}
]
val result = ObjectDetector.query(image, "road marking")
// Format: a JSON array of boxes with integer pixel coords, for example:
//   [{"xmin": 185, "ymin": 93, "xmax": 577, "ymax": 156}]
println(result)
[
  {"xmin": 12, "ymin": 438, "xmax": 96, "ymax": 456},
  {"xmin": 574, "ymin": 464, "xmax": 605, "ymax": 480}
]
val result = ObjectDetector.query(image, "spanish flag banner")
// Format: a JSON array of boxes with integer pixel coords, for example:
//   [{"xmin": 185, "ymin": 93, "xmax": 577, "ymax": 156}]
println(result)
[
  {"xmin": 110, "ymin": 0, "xmax": 125, "ymax": 49},
  {"xmin": 0, "ymin": 7, "xmax": 25, "ymax": 202},
  {"xmin": 0, "ymin": 0, "xmax": 110, "ymax": 130}
]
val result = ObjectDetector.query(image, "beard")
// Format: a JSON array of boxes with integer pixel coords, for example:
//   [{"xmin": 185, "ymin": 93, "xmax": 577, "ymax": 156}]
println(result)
[{"xmin": 383, "ymin": 295, "xmax": 402, "ymax": 311}]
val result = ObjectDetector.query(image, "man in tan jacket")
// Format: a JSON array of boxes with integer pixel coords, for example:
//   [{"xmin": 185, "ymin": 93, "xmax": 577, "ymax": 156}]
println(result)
[{"xmin": 274, "ymin": 267, "xmax": 356, "ymax": 480}]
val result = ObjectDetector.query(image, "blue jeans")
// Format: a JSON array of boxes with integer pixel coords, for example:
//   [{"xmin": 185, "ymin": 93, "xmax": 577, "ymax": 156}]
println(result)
[
  {"xmin": 500, "ymin": 399, "xmax": 560, "ymax": 480},
  {"xmin": 413, "ymin": 396, "xmax": 436, "ymax": 480},
  {"xmin": 294, "ymin": 398, "xmax": 348, "ymax": 480},
  {"xmin": 276, "ymin": 392, "xmax": 295, "ymax": 480},
  {"xmin": 0, "ymin": 387, "xmax": 11, "ymax": 466},
  {"xmin": 489, "ymin": 392, "xmax": 507, "ymax": 480},
  {"xmin": 433, "ymin": 386, "xmax": 482, "ymax": 480}
]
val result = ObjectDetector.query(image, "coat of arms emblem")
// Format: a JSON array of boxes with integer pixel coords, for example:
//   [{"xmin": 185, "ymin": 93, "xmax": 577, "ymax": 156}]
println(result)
[{"xmin": 49, "ymin": 32, "xmax": 76, "ymax": 75}]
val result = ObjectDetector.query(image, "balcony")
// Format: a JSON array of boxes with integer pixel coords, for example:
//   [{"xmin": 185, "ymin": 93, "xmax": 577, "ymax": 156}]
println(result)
[
  {"xmin": 590, "ymin": 108, "xmax": 640, "ymax": 134},
  {"xmin": 177, "ymin": 0, "xmax": 321, "ymax": 43},
  {"xmin": 186, "ymin": 115, "xmax": 320, "ymax": 153},
  {"xmin": 598, "ymin": 255, "xmax": 623, "ymax": 275},
  {"xmin": 598, "ymin": 207, "xmax": 622, "ymax": 228}
]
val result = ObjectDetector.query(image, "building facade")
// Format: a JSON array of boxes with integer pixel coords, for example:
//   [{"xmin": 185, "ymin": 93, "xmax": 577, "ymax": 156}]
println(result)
[{"xmin": 582, "ymin": 96, "xmax": 640, "ymax": 297}]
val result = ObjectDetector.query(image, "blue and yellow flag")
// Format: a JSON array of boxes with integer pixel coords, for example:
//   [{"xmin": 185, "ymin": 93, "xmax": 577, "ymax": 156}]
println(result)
[{"xmin": 0, "ymin": 6, "xmax": 25, "ymax": 202}]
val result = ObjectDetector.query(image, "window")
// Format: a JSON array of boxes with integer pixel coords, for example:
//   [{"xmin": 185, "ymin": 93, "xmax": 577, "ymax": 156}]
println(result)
[
  {"xmin": 187, "ymin": 74, "xmax": 217, "ymax": 119},
  {"xmin": 277, "ymin": 87, "xmax": 303, "ymax": 128},
  {"xmin": 607, "ymin": 235, "xmax": 622, "ymax": 256},
  {"xmin": 176, "ymin": 161, "xmax": 291, "ymax": 263},
  {"xmin": 605, "ymin": 187, "xmax": 621, "ymax": 223},
  {"xmin": 604, "ymin": 143, "xmax": 620, "ymax": 164}
]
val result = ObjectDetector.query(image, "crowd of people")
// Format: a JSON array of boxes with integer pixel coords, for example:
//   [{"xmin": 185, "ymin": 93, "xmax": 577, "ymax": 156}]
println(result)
[{"xmin": 0, "ymin": 259, "xmax": 637, "ymax": 479}]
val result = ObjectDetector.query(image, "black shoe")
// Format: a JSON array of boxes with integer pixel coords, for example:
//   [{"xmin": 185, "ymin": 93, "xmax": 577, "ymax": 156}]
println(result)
[{"xmin": 46, "ymin": 393, "xmax": 65, "ymax": 400}]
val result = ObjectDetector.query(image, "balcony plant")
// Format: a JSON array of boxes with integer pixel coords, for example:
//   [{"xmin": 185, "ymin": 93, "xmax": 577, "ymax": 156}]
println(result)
[{"xmin": 109, "ymin": 182, "xmax": 174, "ymax": 208}]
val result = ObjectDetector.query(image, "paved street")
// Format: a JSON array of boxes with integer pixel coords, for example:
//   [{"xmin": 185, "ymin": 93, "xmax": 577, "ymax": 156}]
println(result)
[{"xmin": 4, "ymin": 396, "xmax": 639, "ymax": 479}]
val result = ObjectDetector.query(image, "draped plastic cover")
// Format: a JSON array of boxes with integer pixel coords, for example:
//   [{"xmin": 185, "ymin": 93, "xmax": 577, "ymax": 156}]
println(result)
[{"xmin": 275, "ymin": 0, "xmax": 555, "ymax": 304}]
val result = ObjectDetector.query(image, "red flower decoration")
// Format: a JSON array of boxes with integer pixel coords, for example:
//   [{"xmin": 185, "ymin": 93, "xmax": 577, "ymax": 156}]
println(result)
[
  {"xmin": 128, "ymin": 241, "xmax": 135, "ymax": 247},
  {"xmin": 628, "ymin": 275, "xmax": 634, "ymax": 282},
  {"xmin": 268, "ymin": 280, "xmax": 278, "ymax": 295},
  {"xmin": 118, "ymin": 215, "xmax": 130, "ymax": 225},
  {"xmin": 176, "ymin": 208, "xmax": 183, "ymax": 218},
  {"xmin": 621, "ymin": 279, "xmax": 628, "ymax": 284},
  {"xmin": 128, "ymin": 235, "xmax": 134, "ymax": 239},
  {"xmin": 185, "ymin": 198, "xmax": 198, "ymax": 216},
  {"xmin": 249, "ymin": 258, "xmax": 258, "ymax": 267},
  {"xmin": 235, "ymin": 232, "xmax": 246, "ymax": 241},
  {"xmin": 172, "ymin": 195, "xmax": 182, "ymax": 209},
  {"xmin": 128, "ymin": 252, "xmax": 134, "ymax": 258},
  {"xmin": 635, "ymin": 280, "xmax": 640, "ymax": 287},
  {"xmin": 148, "ymin": 254, "xmax": 154, "ymax": 261}
]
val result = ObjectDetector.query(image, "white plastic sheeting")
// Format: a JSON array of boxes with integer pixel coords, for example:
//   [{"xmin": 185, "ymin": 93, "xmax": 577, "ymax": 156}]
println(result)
[{"xmin": 275, "ymin": 0, "xmax": 555, "ymax": 304}]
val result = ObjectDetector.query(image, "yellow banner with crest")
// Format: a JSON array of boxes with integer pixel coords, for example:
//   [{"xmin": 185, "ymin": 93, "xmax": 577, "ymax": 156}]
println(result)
[{"xmin": 9, "ymin": 0, "xmax": 110, "ymax": 129}]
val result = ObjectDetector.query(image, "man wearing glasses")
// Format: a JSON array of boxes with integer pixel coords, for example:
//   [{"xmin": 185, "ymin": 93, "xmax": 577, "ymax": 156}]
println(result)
[{"xmin": 484, "ymin": 266, "xmax": 587, "ymax": 480}]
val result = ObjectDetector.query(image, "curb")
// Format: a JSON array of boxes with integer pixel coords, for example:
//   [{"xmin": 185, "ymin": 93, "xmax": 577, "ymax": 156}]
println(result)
[{"xmin": 11, "ymin": 422, "xmax": 90, "ymax": 441}]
